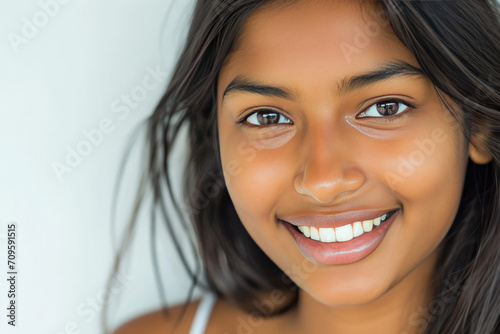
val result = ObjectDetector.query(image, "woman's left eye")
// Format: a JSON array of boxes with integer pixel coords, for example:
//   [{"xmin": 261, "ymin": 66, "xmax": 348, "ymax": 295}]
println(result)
[
  {"xmin": 242, "ymin": 109, "xmax": 293, "ymax": 126},
  {"xmin": 357, "ymin": 99, "xmax": 412, "ymax": 118}
]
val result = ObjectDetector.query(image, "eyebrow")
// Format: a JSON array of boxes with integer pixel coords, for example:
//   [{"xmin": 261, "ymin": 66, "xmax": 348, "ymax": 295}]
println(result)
[{"xmin": 222, "ymin": 61, "xmax": 425, "ymax": 101}]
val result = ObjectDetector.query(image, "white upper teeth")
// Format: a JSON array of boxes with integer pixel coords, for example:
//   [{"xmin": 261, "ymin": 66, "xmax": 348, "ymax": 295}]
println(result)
[
  {"xmin": 362, "ymin": 220, "xmax": 373, "ymax": 232},
  {"xmin": 319, "ymin": 227, "xmax": 336, "ymax": 242},
  {"xmin": 335, "ymin": 224, "xmax": 353, "ymax": 242},
  {"xmin": 297, "ymin": 213, "xmax": 390, "ymax": 243}
]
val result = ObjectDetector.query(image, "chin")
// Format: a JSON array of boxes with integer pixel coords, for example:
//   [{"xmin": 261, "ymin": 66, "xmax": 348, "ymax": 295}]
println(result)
[{"xmin": 301, "ymin": 272, "xmax": 394, "ymax": 308}]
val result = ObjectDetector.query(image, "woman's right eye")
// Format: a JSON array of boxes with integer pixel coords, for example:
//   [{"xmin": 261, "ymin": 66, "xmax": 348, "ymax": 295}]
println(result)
[{"xmin": 241, "ymin": 109, "xmax": 293, "ymax": 126}]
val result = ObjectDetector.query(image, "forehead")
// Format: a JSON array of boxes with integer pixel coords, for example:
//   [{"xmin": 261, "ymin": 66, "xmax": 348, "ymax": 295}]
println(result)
[{"xmin": 218, "ymin": 0, "xmax": 420, "ymax": 100}]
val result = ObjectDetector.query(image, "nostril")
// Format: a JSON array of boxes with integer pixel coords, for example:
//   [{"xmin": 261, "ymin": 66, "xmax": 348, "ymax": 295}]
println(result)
[{"xmin": 293, "ymin": 167, "xmax": 365, "ymax": 204}]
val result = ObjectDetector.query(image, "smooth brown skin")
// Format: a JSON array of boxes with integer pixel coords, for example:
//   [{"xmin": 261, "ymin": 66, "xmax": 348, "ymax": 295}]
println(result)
[{"xmin": 115, "ymin": 1, "xmax": 492, "ymax": 333}]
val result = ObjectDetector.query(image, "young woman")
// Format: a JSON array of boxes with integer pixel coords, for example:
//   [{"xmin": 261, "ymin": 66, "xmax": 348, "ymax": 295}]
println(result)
[{"xmin": 110, "ymin": 0, "xmax": 500, "ymax": 333}]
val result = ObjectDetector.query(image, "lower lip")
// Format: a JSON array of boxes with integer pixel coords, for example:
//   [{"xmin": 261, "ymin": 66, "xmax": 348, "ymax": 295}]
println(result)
[{"xmin": 282, "ymin": 211, "xmax": 398, "ymax": 266}]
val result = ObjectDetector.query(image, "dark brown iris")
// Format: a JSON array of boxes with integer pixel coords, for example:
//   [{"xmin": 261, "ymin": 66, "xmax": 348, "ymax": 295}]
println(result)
[
  {"xmin": 257, "ymin": 112, "xmax": 280, "ymax": 125},
  {"xmin": 376, "ymin": 102, "xmax": 399, "ymax": 116}
]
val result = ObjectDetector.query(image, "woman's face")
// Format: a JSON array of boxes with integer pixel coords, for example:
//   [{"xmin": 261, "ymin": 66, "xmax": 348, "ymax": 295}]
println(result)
[{"xmin": 217, "ymin": 0, "xmax": 470, "ymax": 306}]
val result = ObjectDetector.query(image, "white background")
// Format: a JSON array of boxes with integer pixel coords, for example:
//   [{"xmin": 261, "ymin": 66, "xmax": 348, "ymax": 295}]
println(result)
[{"xmin": 0, "ymin": 0, "xmax": 199, "ymax": 333}]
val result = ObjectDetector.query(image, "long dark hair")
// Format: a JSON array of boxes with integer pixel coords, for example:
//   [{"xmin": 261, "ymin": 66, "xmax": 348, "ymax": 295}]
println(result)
[{"xmin": 104, "ymin": 0, "xmax": 500, "ymax": 333}]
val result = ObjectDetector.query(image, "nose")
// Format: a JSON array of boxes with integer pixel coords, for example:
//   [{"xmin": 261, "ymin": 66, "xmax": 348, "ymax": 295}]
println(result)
[{"xmin": 294, "ymin": 128, "xmax": 365, "ymax": 204}]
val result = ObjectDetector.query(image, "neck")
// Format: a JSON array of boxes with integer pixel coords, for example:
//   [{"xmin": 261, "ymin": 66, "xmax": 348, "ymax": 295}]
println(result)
[{"xmin": 291, "ymin": 251, "xmax": 438, "ymax": 334}]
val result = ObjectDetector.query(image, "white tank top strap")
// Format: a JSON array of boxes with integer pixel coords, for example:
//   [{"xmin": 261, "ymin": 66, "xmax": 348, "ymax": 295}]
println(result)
[{"xmin": 188, "ymin": 293, "xmax": 217, "ymax": 334}]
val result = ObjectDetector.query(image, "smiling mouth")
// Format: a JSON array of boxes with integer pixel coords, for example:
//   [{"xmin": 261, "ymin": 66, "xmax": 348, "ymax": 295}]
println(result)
[{"xmin": 291, "ymin": 210, "xmax": 398, "ymax": 243}]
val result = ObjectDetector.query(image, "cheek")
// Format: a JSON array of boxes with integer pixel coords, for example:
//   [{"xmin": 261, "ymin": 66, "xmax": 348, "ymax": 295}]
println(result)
[
  {"xmin": 221, "ymin": 140, "xmax": 292, "ymax": 219},
  {"xmin": 377, "ymin": 125, "xmax": 468, "ymax": 257},
  {"xmin": 219, "ymin": 127, "xmax": 297, "ymax": 247},
  {"xmin": 384, "ymin": 127, "xmax": 466, "ymax": 207}
]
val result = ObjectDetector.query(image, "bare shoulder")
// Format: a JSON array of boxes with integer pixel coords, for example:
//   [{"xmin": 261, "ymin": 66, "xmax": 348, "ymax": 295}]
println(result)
[
  {"xmin": 112, "ymin": 299, "xmax": 202, "ymax": 334},
  {"xmin": 113, "ymin": 295, "xmax": 291, "ymax": 334}
]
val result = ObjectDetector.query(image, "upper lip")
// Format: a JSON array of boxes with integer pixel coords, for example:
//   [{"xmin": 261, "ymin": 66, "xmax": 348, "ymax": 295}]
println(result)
[{"xmin": 278, "ymin": 209, "xmax": 397, "ymax": 229}]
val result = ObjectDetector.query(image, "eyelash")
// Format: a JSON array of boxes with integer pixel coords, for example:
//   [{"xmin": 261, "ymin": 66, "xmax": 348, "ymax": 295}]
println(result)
[
  {"xmin": 237, "ymin": 107, "xmax": 292, "ymax": 128},
  {"xmin": 237, "ymin": 98, "xmax": 416, "ymax": 127},
  {"xmin": 357, "ymin": 98, "xmax": 416, "ymax": 119}
]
